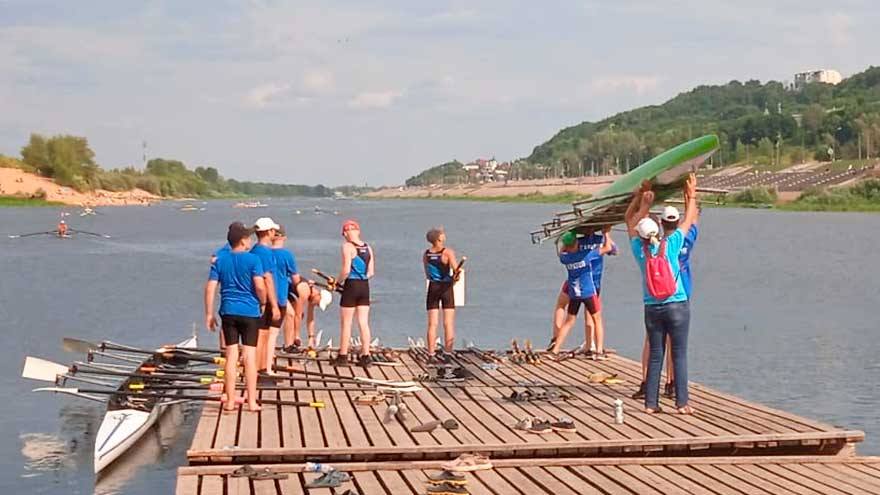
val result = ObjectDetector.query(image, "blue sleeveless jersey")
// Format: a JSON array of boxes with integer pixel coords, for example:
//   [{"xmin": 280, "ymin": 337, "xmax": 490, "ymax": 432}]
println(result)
[
  {"xmin": 559, "ymin": 244, "xmax": 600, "ymax": 299},
  {"xmin": 348, "ymin": 242, "xmax": 371, "ymax": 280},
  {"xmin": 425, "ymin": 248, "xmax": 452, "ymax": 282}
]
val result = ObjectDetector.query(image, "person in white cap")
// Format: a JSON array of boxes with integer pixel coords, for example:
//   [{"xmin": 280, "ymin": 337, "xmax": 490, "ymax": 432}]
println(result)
[
  {"xmin": 250, "ymin": 217, "xmax": 281, "ymax": 375},
  {"xmin": 624, "ymin": 175, "xmax": 698, "ymax": 415},
  {"xmin": 286, "ymin": 280, "xmax": 333, "ymax": 350},
  {"xmin": 632, "ymin": 204, "xmax": 701, "ymax": 400}
]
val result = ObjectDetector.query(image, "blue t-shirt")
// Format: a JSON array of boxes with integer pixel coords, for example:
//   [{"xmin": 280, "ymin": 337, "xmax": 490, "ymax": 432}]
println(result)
[
  {"xmin": 679, "ymin": 225, "xmax": 698, "ymax": 298},
  {"xmin": 250, "ymin": 243, "xmax": 277, "ymax": 299},
  {"xmin": 213, "ymin": 244, "xmax": 231, "ymax": 260},
  {"xmin": 559, "ymin": 244, "xmax": 601, "ymax": 299},
  {"xmin": 581, "ymin": 234, "xmax": 617, "ymax": 291},
  {"xmin": 272, "ymin": 248, "xmax": 298, "ymax": 307},
  {"xmin": 630, "ymin": 229, "xmax": 688, "ymax": 305},
  {"xmin": 209, "ymin": 251, "xmax": 264, "ymax": 317}
]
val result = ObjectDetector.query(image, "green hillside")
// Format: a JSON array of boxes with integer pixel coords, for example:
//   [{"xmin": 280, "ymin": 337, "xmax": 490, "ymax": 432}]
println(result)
[{"xmin": 527, "ymin": 67, "xmax": 880, "ymax": 176}]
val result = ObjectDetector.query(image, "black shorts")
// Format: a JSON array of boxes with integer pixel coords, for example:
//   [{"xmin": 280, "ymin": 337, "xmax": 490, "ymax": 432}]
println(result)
[
  {"xmin": 260, "ymin": 304, "xmax": 286, "ymax": 328},
  {"xmin": 426, "ymin": 281, "xmax": 455, "ymax": 310},
  {"xmin": 567, "ymin": 294, "xmax": 602, "ymax": 316},
  {"xmin": 340, "ymin": 279, "xmax": 370, "ymax": 308},
  {"xmin": 287, "ymin": 281, "xmax": 309, "ymax": 304},
  {"xmin": 221, "ymin": 315, "xmax": 260, "ymax": 347}
]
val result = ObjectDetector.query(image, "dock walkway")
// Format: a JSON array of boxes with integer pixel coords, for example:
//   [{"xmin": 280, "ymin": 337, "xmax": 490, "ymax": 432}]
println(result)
[{"xmin": 178, "ymin": 351, "xmax": 873, "ymax": 493}]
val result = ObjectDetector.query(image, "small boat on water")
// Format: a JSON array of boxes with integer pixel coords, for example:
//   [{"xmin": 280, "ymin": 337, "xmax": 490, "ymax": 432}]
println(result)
[
  {"xmin": 93, "ymin": 335, "xmax": 198, "ymax": 473},
  {"xmin": 80, "ymin": 207, "xmax": 97, "ymax": 217},
  {"xmin": 233, "ymin": 201, "xmax": 268, "ymax": 208},
  {"xmin": 179, "ymin": 204, "xmax": 202, "ymax": 212}
]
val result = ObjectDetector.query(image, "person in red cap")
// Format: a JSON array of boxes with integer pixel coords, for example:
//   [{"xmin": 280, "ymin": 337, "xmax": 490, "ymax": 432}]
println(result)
[{"xmin": 326, "ymin": 219, "xmax": 374, "ymax": 367}]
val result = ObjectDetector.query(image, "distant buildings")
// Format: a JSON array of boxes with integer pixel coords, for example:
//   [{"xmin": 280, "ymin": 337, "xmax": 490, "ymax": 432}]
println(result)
[
  {"xmin": 462, "ymin": 157, "xmax": 511, "ymax": 182},
  {"xmin": 794, "ymin": 69, "xmax": 842, "ymax": 90}
]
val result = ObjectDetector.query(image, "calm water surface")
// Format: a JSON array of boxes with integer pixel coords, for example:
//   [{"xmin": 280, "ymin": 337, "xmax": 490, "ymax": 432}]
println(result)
[{"xmin": 1, "ymin": 199, "xmax": 878, "ymax": 493}]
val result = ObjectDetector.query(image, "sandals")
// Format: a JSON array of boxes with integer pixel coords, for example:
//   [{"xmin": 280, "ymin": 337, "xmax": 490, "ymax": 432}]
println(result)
[
  {"xmin": 410, "ymin": 418, "xmax": 459, "ymax": 433},
  {"xmin": 230, "ymin": 465, "xmax": 288, "ymax": 480},
  {"xmin": 230, "ymin": 465, "xmax": 257, "ymax": 478},
  {"xmin": 426, "ymin": 470, "xmax": 467, "ymax": 486},
  {"xmin": 440, "ymin": 453, "xmax": 492, "ymax": 472},
  {"xmin": 305, "ymin": 469, "xmax": 351, "ymax": 488}
]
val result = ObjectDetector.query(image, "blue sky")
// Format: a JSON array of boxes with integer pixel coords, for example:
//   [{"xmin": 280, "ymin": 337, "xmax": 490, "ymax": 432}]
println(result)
[{"xmin": 0, "ymin": 0, "xmax": 876, "ymax": 185}]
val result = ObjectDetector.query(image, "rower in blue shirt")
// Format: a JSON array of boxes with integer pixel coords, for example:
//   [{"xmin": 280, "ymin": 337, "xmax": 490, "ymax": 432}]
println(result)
[{"xmin": 549, "ymin": 226, "xmax": 614, "ymax": 357}]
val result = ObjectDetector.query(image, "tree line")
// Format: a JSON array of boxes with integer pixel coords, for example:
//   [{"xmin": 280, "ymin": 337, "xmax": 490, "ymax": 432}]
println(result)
[
  {"xmin": 408, "ymin": 66, "xmax": 880, "ymax": 185},
  {"xmin": 4, "ymin": 134, "xmax": 332, "ymax": 198}
]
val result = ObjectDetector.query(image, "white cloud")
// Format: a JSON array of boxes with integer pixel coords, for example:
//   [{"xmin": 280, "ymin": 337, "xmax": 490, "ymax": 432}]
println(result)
[
  {"xmin": 302, "ymin": 69, "xmax": 335, "ymax": 93},
  {"xmin": 244, "ymin": 82, "xmax": 291, "ymax": 108},
  {"xmin": 348, "ymin": 90, "xmax": 401, "ymax": 110},
  {"xmin": 590, "ymin": 75, "xmax": 663, "ymax": 95}
]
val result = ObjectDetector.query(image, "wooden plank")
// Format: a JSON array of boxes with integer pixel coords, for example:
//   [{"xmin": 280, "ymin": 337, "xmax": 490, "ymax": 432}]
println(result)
[
  {"xmin": 569, "ymin": 465, "xmax": 639, "ymax": 495},
  {"xmin": 277, "ymin": 473, "xmax": 305, "ymax": 495},
  {"xmin": 190, "ymin": 403, "xmax": 220, "ymax": 451},
  {"xmin": 258, "ymin": 389, "xmax": 281, "ymax": 449},
  {"xmin": 200, "ymin": 474, "xmax": 224, "ymax": 495},
  {"xmin": 711, "ymin": 464, "xmax": 795, "ymax": 495},
  {"xmin": 174, "ymin": 473, "xmax": 198, "ymax": 495},
  {"xmin": 760, "ymin": 463, "xmax": 854, "ymax": 495},
  {"xmin": 542, "ymin": 466, "xmax": 607, "ymax": 495},
  {"xmin": 646, "ymin": 465, "xmax": 730, "ymax": 495},
  {"xmin": 352, "ymin": 471, "xmax": 388, "ymax": 494},
  {"xmin": 214, "ymin": 389, "xmax": 243, "ymax": 450},
  {"xmin": 376, "ymin": 470, "xmax": 416, "ymax": 493},
  {"xmin": 617, "ymin": 464, "xmax": 689, "ymax": 495},
  {"xmin": 279, "ymin": 358, "xmax": 303, "ymax": 449},
  {"xmin": 506, "ymin": 466, "xmax": 581, "ymax": 495},
  {"xmin": 227, "ymin": 475, "xmax": 251, "ymax": 495},
  {"xmin": 665, "ymin": 465, "xmax": 741, "ymax": 495},
  {"xmin": 803, "ymin": 463, "xmax": 880, "ymax": 492}
]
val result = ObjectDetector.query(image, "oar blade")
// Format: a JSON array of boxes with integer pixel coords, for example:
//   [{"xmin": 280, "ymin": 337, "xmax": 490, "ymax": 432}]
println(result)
[
  {"xmin": 62, "ymin": 337, "xmax": 99, "ymax": 354},
  {"xmin": 23, "ymin": 357, "xmax": 70, "ymax": 382}
]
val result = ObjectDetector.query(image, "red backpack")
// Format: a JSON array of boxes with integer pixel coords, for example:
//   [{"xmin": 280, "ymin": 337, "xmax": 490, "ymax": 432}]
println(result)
[{"xmin": 642, "ymin": 238, "xmax": 677, "ymax": 300}]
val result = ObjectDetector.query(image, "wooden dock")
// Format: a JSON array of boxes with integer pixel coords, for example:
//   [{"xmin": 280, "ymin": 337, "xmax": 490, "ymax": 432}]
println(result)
[{"xmin": 177, "ymin": 350, "xmax": 875, "ymax": 493}]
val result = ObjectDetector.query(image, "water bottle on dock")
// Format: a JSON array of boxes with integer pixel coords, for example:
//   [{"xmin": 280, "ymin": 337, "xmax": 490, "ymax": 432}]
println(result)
[
  {"xmin": 613, "ymin": 398, "xmax": 624, "ymax": 424},
  {"xmin": 305, "ymin": 462, "xmax": 333, "ymax": 473}
]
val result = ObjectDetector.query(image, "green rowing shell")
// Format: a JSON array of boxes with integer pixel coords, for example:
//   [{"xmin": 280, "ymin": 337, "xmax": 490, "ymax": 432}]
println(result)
[{"xmin": 598, "ymin": 134, "xmax": 719, "ymax": 199}]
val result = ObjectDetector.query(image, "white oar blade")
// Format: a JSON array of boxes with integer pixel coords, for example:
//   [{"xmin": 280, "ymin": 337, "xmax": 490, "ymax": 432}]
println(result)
[
  {"xmin": 33, "ymin": 386, "xmax": 79, "ymax": 394},
  {"xmin": 62, "ymin": 337, "xmax": 98, "ymax": 354},
  {"xmin": 23, "ymin": 357, "xmax": 70, "ymax": 382}
]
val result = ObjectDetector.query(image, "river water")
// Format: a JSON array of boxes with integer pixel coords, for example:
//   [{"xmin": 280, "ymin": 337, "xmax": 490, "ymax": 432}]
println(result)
[{"xmin": 1, "ymin": 199, "xmax": 878, "ymax": 493}]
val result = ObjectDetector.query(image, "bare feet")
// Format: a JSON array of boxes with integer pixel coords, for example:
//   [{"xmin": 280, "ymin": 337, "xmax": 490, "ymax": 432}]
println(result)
[
  {"xmin": 675, "ymin": 405, "xmax": 695, "ymax": 415},
  {"xmin": 247, "ymin": 403, "xmax": 262, "ymax": 412},
  {"xmin": 644, "ymin": 407, "xmax": 662, "ymax": 415}
]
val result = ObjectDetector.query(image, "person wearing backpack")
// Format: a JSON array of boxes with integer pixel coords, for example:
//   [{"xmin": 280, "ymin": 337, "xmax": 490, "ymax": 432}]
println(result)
[{"xmin": 625, "ymin": 174, "xmax": 698, "ymax": 415}]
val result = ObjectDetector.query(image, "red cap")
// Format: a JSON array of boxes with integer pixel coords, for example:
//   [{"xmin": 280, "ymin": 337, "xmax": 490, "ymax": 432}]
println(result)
[{"xmin": 341, "ymin": 219, "xmax": 360, "ymax": 235}]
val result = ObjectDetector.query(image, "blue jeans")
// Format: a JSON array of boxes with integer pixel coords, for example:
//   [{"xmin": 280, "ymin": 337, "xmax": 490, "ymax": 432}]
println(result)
[{"xmin": 644, "ymin": 301, "xmax": 690, "ymax": 409}]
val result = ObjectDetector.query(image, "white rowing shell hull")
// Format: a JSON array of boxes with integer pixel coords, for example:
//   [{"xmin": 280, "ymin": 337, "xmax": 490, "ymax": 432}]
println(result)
[
  {"xmin": 93, "ymin": 335, "xmax": 197, "ymax": 473},
  {"xmin": 94, "ymin": 408, "xmax": 155, "ymax": 473}
]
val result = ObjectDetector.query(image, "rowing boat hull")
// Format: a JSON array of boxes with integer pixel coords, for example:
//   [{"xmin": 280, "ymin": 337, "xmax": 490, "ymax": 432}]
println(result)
[{"xmin": 93, "ymin": 335, "xmax": 197, "ymax": 473}]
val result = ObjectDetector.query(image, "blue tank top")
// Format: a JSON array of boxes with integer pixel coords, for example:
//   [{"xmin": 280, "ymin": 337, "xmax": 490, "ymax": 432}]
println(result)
[
  {"xmin": 425, "ymin": 248, "xmax": 452, "ymax": 282},
  {"xmin": 348, "ymin": 242, "xmax": 371, "ymax": 280}
]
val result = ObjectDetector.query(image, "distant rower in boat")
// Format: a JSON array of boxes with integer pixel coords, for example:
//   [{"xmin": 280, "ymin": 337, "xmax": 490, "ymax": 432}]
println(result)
[
  {"xmin": 549, "ymin": 226, "xmax": 614, "ymax": 356},
  {"xmin": 57, "ymin": 220, "xmax": 69, "ymax": 237},
  {"xmin": 250, "ymin": 217, "xmax": 282, "ymax": 375},
  {"xmin": 633, "ymin": 205, "xmax": 699, "ymax": 400},
  {"xmin": 625, "ymin": 174, "xmax": 698, "ymax": 415},
  {"xmin": 326, "ymin": 219, "xmax": 374, "ymax": 367},
  {"xmin": 549, "ymin": 228, "xmax": 617, "ymax": 359},
  {"xmin": 204, "ymin": 222, "xmax": 266, "ymax": 412},
  {"xmin": 287, "ymin": 281, "xmax": 333, "ymax": 349},
  {"xmin": 423, "ymin": 227, "xmax": 460, "ymax": 361},
  {"xmin": 271, "ymin": 225, "xmax": 302, "ymax": 353}
]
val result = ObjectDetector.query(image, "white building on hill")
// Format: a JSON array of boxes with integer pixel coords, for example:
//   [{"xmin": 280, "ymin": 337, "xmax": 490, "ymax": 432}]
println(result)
[{"xmin": 794, "ymin": 69, "xmax": 842, "ymax": 90}]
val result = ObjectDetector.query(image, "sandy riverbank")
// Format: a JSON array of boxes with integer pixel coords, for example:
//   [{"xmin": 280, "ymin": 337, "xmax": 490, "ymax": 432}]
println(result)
[
  {"xmin": 0, "ymin": 168, "xmax": 160, "ymax": 206},
  {"xmin": 366, "ymin": 176, "xmax": 620, "ymax": 199}
]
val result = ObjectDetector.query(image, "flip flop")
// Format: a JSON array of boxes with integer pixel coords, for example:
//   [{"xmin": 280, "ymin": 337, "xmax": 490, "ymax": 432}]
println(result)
[
  {"xmin": 249, "ymin": 467, "xmax": 289, "ymax": 480},
  {"xmin": 305, "ymin": 469, "xmax": 351, "ymax": 488},
  {"xmin": 442, "ymin": 419, "xmax": 459, "ymax": 430},
  {"xmin": 354, "ymin": 392, "xmax": 385, "ymax": 405},
  {"xmin": 411, "ymin": 420, "xmax": 441, "ymax": 433}
]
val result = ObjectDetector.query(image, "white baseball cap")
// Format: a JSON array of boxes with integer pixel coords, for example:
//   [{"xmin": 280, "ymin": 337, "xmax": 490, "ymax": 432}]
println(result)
[
  {"xmin": 318, "ymin": 289, "xmax": 333, "ymax": 311},
  {"xmin": 661, "ymin": 206, "xmax": 680, "ymax": 222},
  {"xmin": 636, "ymin": 217, "xmax": 660, "ymax": 240},
  {"xmin": 254, "ymin": 217, "xmax": 280, "ymax": 232}
]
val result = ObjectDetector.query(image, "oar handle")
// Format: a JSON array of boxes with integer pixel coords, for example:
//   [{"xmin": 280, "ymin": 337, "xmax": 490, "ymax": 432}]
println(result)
[{"xmin": 220, "ymin": 396, "xmax": 325, "ymax": 408}]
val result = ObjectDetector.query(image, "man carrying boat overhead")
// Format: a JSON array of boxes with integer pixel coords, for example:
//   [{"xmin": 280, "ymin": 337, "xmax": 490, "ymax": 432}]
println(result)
[
  {"xmin": 204, "ymin": 222, "xmax": 266, "ymax": 412},
  {"xmin": 624, "ymin": 174, "xmax": 698, "ymax": 415},
  {"xmin": 251, "ymin": 217, "xmax": 282, "ymax": 375},
  {"xmin": 549, "ymin": 226, "xmax": 614, "ymax": 356},
  {"xmin": 423, "ymin": 227, "xmax": 460, "ymax": 360},
  {"xmin": 549, "ymin": 229, "xmax": 617, "ymax": 359},
  {"xmin": 634, "ymin": 205, "xmax": 699, "ymax": 400}
]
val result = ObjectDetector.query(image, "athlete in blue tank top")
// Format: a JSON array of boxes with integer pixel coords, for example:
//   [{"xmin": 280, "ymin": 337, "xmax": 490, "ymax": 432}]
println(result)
[
  {"xmin": 422, "ymin": 227, "xmax": 460, "ymax": 358},
  {"xmin": 332, "ymin": 219, "xmax": 375, "ymax": 367},
  {"xmin": 425, "ymin": 249, "xmax": 453, "ymax": 282},
  {"xmin": 348, "ymin": 242, "xmax": 371, "ymax": 280}
]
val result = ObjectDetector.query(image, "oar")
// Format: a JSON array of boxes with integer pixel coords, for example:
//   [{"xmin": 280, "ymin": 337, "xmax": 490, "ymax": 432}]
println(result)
[
  {"xmin": 32, "ymin": 387, "xmax": 325, "ymax": 407},
  {"xmin": 23, "ymin": 357, "xmax": 219, "ymax": 384},
  {"xmin": 452, "ymin": 256, "xmax": 467, "ymax": 280},
  {"xmin": 69, "ymin": 229, "xmax": 112, "ymax": 239},
  {"xmin": 272, "ymin": 365, "xmax": 418, "ymax": 388},
  {"xmin": 7, "ymin": 231, "xmax": 54, "ymax": 239},
  {"xmin": 63, "ymin": 337, "xmax": 219, "ymax": 355}
]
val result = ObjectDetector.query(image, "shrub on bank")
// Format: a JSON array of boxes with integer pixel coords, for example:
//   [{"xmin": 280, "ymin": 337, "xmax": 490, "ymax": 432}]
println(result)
[{"xmin": 730, "ymin": 187, "xmax": 778, "ymax": 204}]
